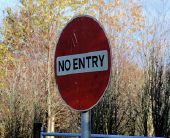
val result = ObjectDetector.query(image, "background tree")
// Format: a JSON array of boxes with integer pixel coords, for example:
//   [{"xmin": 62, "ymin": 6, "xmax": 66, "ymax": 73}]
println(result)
[
  {"xmin": 0, "ymin": 0, "xmax": 89, "ymax": 137},
  {"xmin": 135, "ymin": 1, "xmax": 170, "ymax": 135},
  {"xmin": 0, "ymin": 0, "xmax": 170, "ymax": 137},
  {"xmin": 90, "ymin": 0, "xmax": 144, "ymax": 135}
]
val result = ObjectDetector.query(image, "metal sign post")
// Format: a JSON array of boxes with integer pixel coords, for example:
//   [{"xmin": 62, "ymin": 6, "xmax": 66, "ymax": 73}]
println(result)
[{"xmin": 81, "ymin": 111, "xmax": 91, "ymax": 138}]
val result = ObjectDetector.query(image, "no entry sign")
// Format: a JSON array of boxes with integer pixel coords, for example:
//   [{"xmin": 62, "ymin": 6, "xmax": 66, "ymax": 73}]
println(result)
[{"xmin": 54, "ymin": 15, "xmax": 111, "ymax": 111}]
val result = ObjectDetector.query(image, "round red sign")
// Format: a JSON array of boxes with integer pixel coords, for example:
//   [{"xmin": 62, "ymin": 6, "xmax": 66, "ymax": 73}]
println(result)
[{"xmin": 54, "ymin": 15, "xmax": 111, "ymax": 111}]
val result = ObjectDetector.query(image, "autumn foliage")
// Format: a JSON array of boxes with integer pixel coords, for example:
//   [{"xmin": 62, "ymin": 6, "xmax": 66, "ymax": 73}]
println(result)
[{"xmin": 0, "ymin": 0, "xmax": 170, "ymax": 137}]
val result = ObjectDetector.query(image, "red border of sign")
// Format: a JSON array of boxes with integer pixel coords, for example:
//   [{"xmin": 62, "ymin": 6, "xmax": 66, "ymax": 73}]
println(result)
[{"xmin": 54, "ymin": 15, "xmax": 112, "ymax": 111}]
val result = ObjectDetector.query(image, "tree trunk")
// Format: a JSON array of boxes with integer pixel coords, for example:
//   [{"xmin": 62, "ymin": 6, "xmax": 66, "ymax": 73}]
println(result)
[{"xmin": 47, "ymin": 44, "xmax": 54, "ymax": 138}]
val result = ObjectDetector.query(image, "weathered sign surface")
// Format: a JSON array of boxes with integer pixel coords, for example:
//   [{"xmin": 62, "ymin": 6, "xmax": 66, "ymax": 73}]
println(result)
[{"xmin": 54, "ymin": 16, "xmax": 111, "ymax": 111}]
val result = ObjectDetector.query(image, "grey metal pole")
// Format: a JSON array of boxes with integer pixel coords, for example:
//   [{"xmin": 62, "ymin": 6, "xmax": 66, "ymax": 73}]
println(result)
[
  {"xmin": 81, "ymin": 111, "xmax": 91, "ymax": 138},
  {"xmin": 40, "ymin": 127, "xmax": 43, "ymax": 138}
]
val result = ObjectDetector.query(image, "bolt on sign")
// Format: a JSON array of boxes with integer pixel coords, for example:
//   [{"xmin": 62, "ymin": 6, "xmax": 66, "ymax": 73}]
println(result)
[{"xmin": 54, "ymin": 15, "xmax": 111, "ymax": 111}]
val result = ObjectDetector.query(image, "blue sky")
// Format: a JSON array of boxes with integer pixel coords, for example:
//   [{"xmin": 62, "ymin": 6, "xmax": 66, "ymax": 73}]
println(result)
[
  {"xmin": 0, "ymin": 0, "xmax": 19, "ymax": 27},
  {"xmin": 0, "ymin": 0, "xmax": 19, "ymax": 13},
  {"xmin": 143, "ymin": 0, "xmax": 170, "ymax": 18}
]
